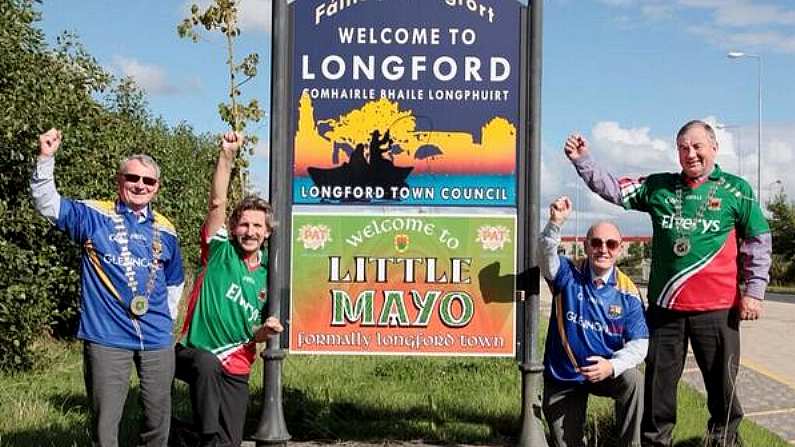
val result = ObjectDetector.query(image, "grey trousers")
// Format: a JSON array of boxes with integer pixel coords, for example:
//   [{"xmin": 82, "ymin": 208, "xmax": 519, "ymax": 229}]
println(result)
[
  {"xmin": 83, "ymin": 341, "xmax": 175, "ymax": 447},
  {"xmin": 543, "ymin": 368, "xmax": 644, "ymax": 447}
]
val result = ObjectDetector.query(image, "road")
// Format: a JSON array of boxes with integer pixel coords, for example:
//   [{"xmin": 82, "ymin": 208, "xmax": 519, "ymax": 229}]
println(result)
[{"xmin": 766, "ymin": 292, "xmax": 795, "ymax": 304}]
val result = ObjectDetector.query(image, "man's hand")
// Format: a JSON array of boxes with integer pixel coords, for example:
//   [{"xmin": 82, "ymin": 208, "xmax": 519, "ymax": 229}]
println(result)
[
  {"xmin": 39, "ymin": 128, "xmax": 62, "ymax": 158},
  {"xmin": 221, "ymin": 131, "xmax": 243, "ymax": 159},
  {"xmin": 739, "ymin": 295, "xmax": 763, "ymax": 321},
  {"xmin": 549, "ymin": 196, "xmax": 573, "ymax": 226},
  {"xmin": 253, "ymin": 316, "xmax": 284, "ymax": 343},
  {"xmin": 580, "ymin": 356, "xmax": 614, "ymax": 383},
  {"xmin": 564, "ymin": 134, "xmax": 589, "ymax": 161}
]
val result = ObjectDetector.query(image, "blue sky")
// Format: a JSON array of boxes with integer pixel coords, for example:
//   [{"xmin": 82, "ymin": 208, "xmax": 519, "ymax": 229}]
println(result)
[{"xmin": 39, "ymin": 0, "xmax": 795, "ymax": 235}]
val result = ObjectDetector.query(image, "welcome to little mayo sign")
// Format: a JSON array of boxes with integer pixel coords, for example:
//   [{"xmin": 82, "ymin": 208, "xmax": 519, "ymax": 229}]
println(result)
[
  {"xmin": 290, "ymin": 213, "xmax": 516, "ymax": 355},
  {"xmin": 287, "ymin": 0, "xmax": 526, "ymax": 357},
  {"xmin": 291, "ymin": 0, "xmax": 522, "ymax": 207}
]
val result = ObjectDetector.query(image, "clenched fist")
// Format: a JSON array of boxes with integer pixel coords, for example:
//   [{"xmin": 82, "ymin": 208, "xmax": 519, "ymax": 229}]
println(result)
[
  {"xmin": 39, "ymin": 128, "xmax": 62, "ymax": 158},
  {"xmin": 221, "ymin": 131, "xmax": 243, "ymax": 159},
  {"xmin": 549, "ymin": 196, "xmax": 573, "ymax": 226},
  {"xmin": 564, "ymin": 134, "xmax": 589, "ymax": 161}
]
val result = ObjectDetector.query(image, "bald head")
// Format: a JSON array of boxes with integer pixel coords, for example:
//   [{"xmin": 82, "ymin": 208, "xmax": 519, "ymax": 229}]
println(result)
[{"xmin": 584, "ymin": 220, "xmax": 622, "ymax": 276}]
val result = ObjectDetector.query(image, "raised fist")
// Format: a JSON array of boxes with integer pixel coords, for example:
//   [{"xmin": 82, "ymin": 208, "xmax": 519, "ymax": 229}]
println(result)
[
  {"xmin": 221, "ymin": 131, "xmax": 243, "ymax": 158},
  {"xmin": 39, "ymin": 128, "xmax": 62, "ymax": 158},
  {"xmin": 563, "ymin": 134, "xmax": 589, "ymax": 161},
  {"xmin": 549, "ymin": 196, "xmax": 573, "ymax": 226}
]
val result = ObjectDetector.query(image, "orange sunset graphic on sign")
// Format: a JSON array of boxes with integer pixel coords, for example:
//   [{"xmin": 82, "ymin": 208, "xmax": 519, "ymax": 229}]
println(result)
[{"xmin": 294, "ymin": 92, "xmax": 516, "ymax": 177}]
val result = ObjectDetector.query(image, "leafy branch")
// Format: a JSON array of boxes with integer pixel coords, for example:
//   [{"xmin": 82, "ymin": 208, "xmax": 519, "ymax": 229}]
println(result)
[{"xmin": 178, "ymin": 0, "xmax": 265, "ymax": 192}]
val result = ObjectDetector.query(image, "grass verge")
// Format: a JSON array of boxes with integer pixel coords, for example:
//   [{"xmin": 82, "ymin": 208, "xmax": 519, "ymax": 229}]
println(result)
[{"xmin": 0, "ymin": 338, "xmax": 789, "ymax": 446}]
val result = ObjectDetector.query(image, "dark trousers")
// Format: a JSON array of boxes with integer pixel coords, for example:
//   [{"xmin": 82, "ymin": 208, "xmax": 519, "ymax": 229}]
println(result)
[
  {"xmin": 175, "ymin": 345, "xmax": 250, "ymax": 447},
  {"xmin": 83, "ymin": 342, "xmax": 175, "ymax": 447},
  {"xmin": 641, "ymin": 307, "xmax": 743, "ymax": 447},
  {"xmin": 543, "ymin": 368, "xmax": 644, "ymax": 447}
]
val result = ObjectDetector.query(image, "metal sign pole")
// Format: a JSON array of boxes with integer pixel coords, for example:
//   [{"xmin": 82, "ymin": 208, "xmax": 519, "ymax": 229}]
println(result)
[
  {"xmin": 517, "ymin": 0, "xmax": 547, "ymax": 445},
  {"xmin": 253, "ymin": 0, "xmax": 292, "ymax": 444}
]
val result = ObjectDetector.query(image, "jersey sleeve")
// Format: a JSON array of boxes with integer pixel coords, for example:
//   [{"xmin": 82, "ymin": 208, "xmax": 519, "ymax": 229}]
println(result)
[
  {"xmin": 622, "ymin": 296, "xmax": 649, "ymax": 342},
  {"xmin": 618, "ymin": 176, "xmax": 649, "ymax": 212},
  {"xmin": 551, "ymin": 256, "xmax": 575, "ymax": 294},
  {"xmin": 164, "ymin": 235, "xmax": 185, "ymax": 287},
  {"xmin": 734, "ymin": 180, "xmax": 770, "ymax": 239},
  {"xmin": 55, "ymin": 198, "xmax": 95, "ymax": 243}
]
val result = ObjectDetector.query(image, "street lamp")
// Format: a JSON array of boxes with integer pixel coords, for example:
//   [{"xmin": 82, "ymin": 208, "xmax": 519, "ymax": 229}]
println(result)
[
  {"xmin": 715, "ymin": 124, "xmax": 742, "ymax": 177},
  {"xmin": 727, "ymin": 50, "xmax": 762, "ymax": 201}
]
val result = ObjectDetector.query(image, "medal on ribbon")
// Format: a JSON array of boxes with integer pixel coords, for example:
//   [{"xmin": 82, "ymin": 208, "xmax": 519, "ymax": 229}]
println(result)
[{"xmin": 130, "ymin": 295, "xmax": 149, "ymax": 316}]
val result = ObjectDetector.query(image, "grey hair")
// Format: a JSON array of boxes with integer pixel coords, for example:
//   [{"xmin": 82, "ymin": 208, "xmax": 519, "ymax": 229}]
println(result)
[
  {"xmin": 676, "ymin": 120, "xmax": 717, "ymax": 146},
  {"xmin": 585, "ymin": 220, "xmax": 622, "ymax": 241},
  {"xmin": 118, "ymin": 154, "xmax": 161, "ymax": 179}
]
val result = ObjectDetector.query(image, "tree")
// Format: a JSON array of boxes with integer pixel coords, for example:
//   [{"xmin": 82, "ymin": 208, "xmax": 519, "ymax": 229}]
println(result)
[
  {"xmin": 178, "ymin": 0, "xmax": 264, "ymax": 195},
  {"xmin": 319, "ymin": 98, "xmax": 417, "ymax": 148},
  {"xmin": 0, "ymin": 0, "xmax": 217, "ymax": 370},
  {"xmin": 766, "ymin": 191, "xmax": 795, "ymax": 284}
]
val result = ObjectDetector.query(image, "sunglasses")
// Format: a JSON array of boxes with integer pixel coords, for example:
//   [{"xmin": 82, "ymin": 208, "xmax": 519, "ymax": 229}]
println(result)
[
  {"xmin": 122, "ymin": 173, "xmax": 158, "ymax": 186},
  {"xmin": 589, "ymin": 238, "xmax": 621, "ymax": 251}
]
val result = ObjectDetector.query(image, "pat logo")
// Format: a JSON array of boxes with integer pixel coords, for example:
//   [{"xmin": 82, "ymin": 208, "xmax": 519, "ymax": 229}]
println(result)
[
  {"xmin": 608, "ymin": 304, "xmax": 623, "ymax": 319},
  {"xmin": 297, "ymin": 224, "xmax": 332, "ymax": 250},
  {"xmin": 394, "ymin": 234, "xmax": 410, "ymax": 253},
  {"xmin": 476, "ymin": 225, "xmax": 511, "ymax": 251},
  {"xmin": 708, "ymin": 197, "xmax": 721, "ymax": 211}
]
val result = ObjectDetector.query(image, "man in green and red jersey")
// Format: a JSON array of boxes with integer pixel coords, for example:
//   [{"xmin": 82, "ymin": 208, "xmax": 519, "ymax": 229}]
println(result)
[
  {"xmin": 564, "ymin": 120, "xmax": 771, "ymax": 447},
  {"xmin": 175, "ymin": 131, "xmax": 283, "ymax": 447}
]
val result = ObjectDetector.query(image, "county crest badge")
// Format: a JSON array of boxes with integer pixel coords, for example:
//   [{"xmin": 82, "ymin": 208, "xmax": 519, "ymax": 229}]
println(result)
[
  {"xmin": 708, "ymin": 197, "xmax": 721, "ymax": 211},
  {"xmin": 394, "ymin": 234, "xmax": 410, "ymax": 253},
  {"xmin": 608, "ymin": 304, "xmax": 623, "ymax": 319}
]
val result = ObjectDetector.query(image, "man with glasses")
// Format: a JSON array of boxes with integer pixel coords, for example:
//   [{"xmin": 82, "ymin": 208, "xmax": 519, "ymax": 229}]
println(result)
[
  {"xmin": 540, "ymin": 196, "xmax": 648, "ymax": 447},
  {"xmin": 564, "ymin": 120, "xmax": 772, "ymax": 447},
  {"xmin": 31, "ymin": 128, "xmax": 185, "ymax": 447}
]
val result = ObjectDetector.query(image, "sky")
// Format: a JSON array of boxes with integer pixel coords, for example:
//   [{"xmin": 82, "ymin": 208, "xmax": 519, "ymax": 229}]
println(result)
[{"xmin": 38, "ymin": 0, "xmax": 795, "ymax": 236}]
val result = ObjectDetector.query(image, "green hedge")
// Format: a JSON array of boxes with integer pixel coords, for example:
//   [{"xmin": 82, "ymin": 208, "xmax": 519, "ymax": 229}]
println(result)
[{"xmin": 0, "ymin": 0, "xmax": 233, "ymax": 370}]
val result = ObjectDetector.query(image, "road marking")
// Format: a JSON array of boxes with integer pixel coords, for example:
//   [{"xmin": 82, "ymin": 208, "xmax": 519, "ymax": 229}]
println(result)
[
  {"xmin": 745, "ymin": 407, "xmax": 795, "ymax": 417},
  {"xmin": 740, "ymin": 357, "xmax": 795, "ymax": 389}
]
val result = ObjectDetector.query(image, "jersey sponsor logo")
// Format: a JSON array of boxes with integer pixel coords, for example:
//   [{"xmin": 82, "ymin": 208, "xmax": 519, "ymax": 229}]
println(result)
[
  {"xmin": 565, "ymin": 310, "xmax": 616, "ymax": 335},
  {"xmin": 660, "ymin": 215, "xmax": 720, "ymax": 233},
  {"xmin": 103, "ymin": 254, "xmax": 159, "ymax": 269},
  {"xmin": 108, "ymin": 232, "xmax": 147, "ymax": 243},
  {"xmin": 225, "ymin": 283, "xmax": 261, "ymax": 323}
]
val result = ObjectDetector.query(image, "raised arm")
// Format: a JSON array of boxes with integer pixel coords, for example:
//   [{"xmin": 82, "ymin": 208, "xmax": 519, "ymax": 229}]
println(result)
[
  {"xmin": 30, "ymin": 128, "xmax": 63, "ymax": 222},
  {"xmin": 538, "ymin": 196, "xmax": 572, "ymax": 281},
  {"xmin": 564, "ymin": 134, "xmax": 625, "ymax": 206},
  {"xmin": 204, "ymin": 131, "xmax": 242, "ymax": 237}
]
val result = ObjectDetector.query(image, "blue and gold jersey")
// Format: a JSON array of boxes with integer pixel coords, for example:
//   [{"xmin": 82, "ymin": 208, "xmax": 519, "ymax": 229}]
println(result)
[
  {"xmin": 543, "ymin": 257, "xmax": 648, "ymax": 383},
  {"xmin": 57, "ymin": 199, "xmax": 184, "ymax": 350}
]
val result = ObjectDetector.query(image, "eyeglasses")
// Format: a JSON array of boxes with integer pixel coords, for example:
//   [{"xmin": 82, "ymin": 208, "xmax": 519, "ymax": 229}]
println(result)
[
  {"xmin": 122, "ymin": 173, "xmax": 158, "ymax": 186},
  {"xmin": 589, "ymin": 238, "xmax": 621, "ymax": 251}
]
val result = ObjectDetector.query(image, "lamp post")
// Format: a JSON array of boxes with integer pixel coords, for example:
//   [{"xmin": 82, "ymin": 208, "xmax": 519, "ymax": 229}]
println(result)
[
  {"xmin": 715, "ymin": 124, "xmax": 742, "ymax": 177},
  {"xmin": 727, "ymin": 51, "xmax": 762, "ymax": 201}
]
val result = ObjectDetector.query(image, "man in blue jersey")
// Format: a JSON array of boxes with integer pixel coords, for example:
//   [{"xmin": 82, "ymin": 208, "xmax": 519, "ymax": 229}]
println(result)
[
  {"xmin": 31, "ymin": 128, "xmax": 185, "ymax": 447},
  {"xmin": 540, "ymin": 196, "xmax": 648, "ymax": 447}
]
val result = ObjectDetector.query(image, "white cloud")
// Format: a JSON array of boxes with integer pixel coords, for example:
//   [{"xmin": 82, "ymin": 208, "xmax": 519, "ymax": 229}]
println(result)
[
  {"xmin": 183, "ymin": 0, "xmax": 271, "ymax": 34},
  {"xmin": 111, "ymin": 56, "xmax": 178, "ymax": 95},
  {"xmin": 590, "ymin": 121, "xmax": 674, "ymax": 175},
  {"xmin": 601, "ymin": 0, "xmax": 795, "ymax": 54},
  {"xmin": 238, "ymin": 0, "xmax": 272, "ymax": 33}
]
